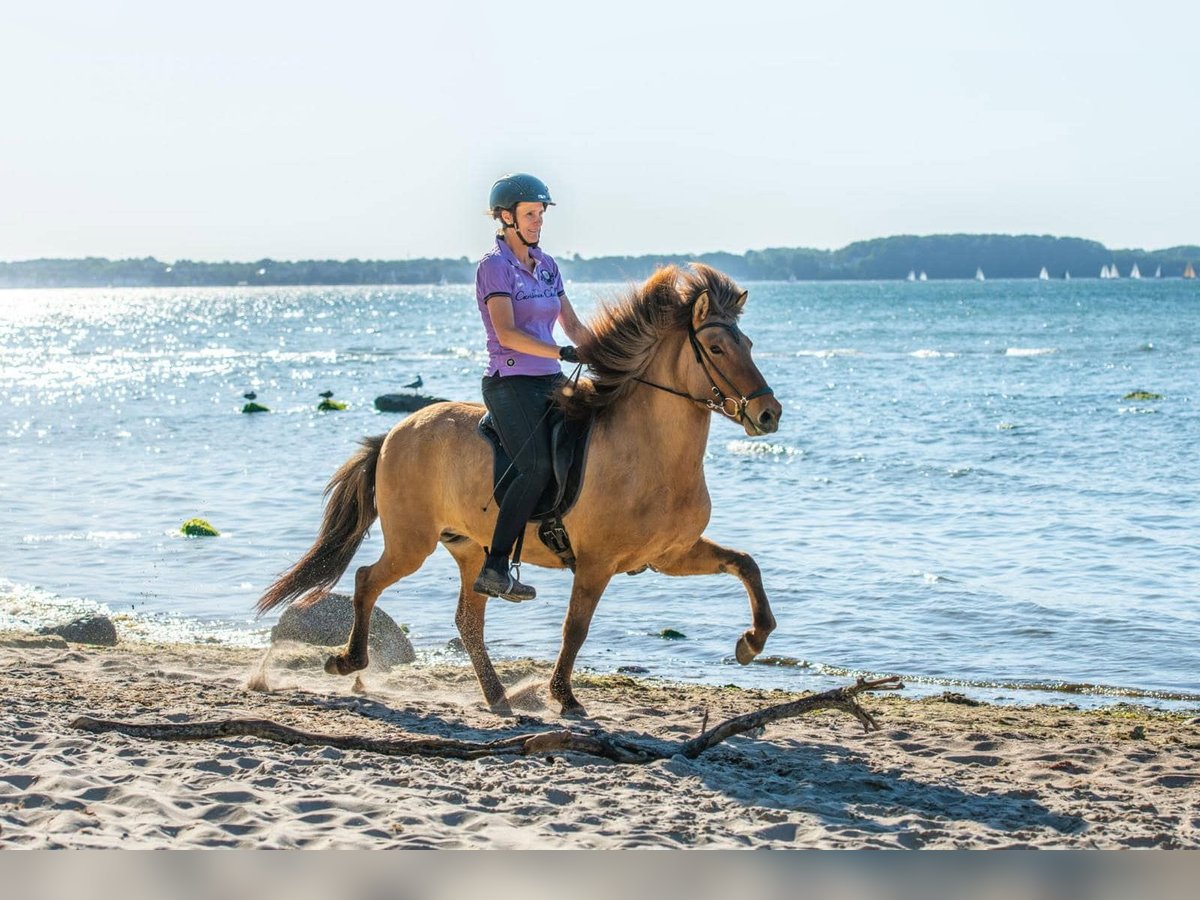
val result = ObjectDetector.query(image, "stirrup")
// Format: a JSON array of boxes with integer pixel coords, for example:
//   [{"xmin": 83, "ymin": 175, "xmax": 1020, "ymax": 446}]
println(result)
[{"xmin": 473, "ymin": 562, "xmax": 537, "ymax": 603}]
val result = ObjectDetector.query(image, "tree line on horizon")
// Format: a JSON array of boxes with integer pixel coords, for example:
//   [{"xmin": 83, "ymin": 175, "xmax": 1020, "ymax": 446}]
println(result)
[{"xmin": 2, "ymin": 234, "xmax": 1198, "ymax": 289}]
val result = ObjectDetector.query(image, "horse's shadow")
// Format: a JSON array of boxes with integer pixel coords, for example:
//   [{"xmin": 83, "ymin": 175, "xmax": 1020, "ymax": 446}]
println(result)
[
  {"xmin": 279, "ymin": 685, "xmax": 1085, "ymax": 841},
  {"xmin": 667, "ymin": 736, "xmax": 1086, "ymax": 842}
]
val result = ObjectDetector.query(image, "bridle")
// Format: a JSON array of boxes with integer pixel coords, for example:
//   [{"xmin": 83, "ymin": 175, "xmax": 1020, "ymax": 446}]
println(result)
[{"xmin": 634, "ymin": 321, "xmax": 775, "ymax": 428}]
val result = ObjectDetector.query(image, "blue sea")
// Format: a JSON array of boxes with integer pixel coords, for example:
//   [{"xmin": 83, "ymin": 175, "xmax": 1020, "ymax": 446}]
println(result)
[{"xmin": 2, "ymin": 278, "xmax": 1198, "ymax": 708}]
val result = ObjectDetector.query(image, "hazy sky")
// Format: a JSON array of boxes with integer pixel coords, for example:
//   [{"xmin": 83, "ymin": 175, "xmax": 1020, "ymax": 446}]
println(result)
[{"xmin": 3, "ymin": 1, "xmax": 1197, "ymax": 261}]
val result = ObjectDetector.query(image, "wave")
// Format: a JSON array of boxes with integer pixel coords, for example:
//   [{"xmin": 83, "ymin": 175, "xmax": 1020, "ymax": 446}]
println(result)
[
  {"xmin": 0, "ymin": 578, "xmax": 268, "ymax": 649},
  {"xmin": 808, "ymin": 661, "xmax": 1200, "ymax": 704},
  {"xmin": 910, "ymin": 349, "xmax": 957, "ymax": 359},
  {"xmin": 795, "ymin": 349, "xmax": 860, "ymax": 359},
  {"xmin": 725, "ymin": 440, "xmax": 801, "ymax": 458},
  {"xmin": 21, "ymin": 530, "xmax": 140, "ymax": 544},
  {"xmin": 1005, "ymin": 347, "xmax": 1058, "ymax": 357}
]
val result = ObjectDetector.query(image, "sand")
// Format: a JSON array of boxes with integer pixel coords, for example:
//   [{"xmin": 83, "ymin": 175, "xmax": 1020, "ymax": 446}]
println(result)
[{"xmin": 1, "ymin": 630, "xmax": 1197, "ymax": 849}]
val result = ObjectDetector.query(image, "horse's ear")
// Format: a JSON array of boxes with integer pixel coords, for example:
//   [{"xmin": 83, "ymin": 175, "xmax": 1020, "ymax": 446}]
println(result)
[
  {"xmin": 736, "ymin": 290, "xmax": 748, "ymax": 308},
  {"xmin": 691, "ymin": 290, "xmax": 710, "ymax": 329}
]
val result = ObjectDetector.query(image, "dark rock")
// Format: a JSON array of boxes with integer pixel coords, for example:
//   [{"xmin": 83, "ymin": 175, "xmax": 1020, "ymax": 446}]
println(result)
[
  {"xmin": 938, "ymin": 691, "xmax": 983, "ymax": 706},
  {"xmin": 374, "ymin": 393, "xmax": 447, "ymax": 413},
  {"xmin": 270, "ymin": 592, "xmax": 414, "ymax": 667},
  {"xmin": 39, "ymin": 614, "xmax": 118, "ymax": 647}
]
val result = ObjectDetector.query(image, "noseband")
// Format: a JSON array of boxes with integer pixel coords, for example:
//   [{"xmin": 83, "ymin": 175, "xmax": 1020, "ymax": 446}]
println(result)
[{"xmin": 634, "ymin": 321, "xmax": 775, "ymax": 425}]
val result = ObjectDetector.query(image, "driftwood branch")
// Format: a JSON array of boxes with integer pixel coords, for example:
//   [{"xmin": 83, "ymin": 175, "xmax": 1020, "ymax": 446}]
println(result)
[{"xmin": 69, "ymin": 676, "xmax": 903, "ymax": 765}]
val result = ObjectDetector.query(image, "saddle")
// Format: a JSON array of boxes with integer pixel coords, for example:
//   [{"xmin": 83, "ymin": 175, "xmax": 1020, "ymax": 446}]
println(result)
[{"xmin": 478, "ymin": 407, "xmax": 594, "ymax": 571}]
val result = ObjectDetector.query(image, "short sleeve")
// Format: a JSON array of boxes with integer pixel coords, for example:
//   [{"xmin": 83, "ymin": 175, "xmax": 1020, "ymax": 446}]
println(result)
[
  {"xmin": 552, "ymin": 260, "xmax": 565, "ymax": 296},
  {"xmin": 476, "ymin": 256, "xmax": 513, "ymax": 303}
]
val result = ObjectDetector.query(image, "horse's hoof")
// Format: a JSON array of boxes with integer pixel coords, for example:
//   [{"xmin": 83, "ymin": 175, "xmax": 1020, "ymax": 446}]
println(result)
[
  {"xmin": 488, "ymin": 697, "xmax": 514, "ymax": 717},
  {"xmin": 324, "ymin": 653, "xmax": 362, "ymax": 676},
  {"xmin": 735, "ymin": 634, "xmax": 760, "ymax": 665},
  {"xmin": 559, "ymin": 700, "xmax": 588, "ymax": 718}
]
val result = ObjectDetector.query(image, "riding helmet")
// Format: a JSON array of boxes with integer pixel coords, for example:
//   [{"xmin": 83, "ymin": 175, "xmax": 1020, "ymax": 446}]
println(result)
[{"xmin": 488, "ymin": 173, "xmax": 555, "ymax": 212}]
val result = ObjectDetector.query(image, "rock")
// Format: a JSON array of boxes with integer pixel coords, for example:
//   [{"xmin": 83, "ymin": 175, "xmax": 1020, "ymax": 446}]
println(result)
[
  {"xmin": 270, "ymin": 592, "xmax": 414, "ymax": 667},
  {"xmin": 374, "ymin": 393, "xmax": 447, "ymax": 413},
  {"xmin": 38, "ymin": 614, "xmax": 118, "ymax": 647},
  {"xmin": 181, "ymin": 518, "xmax": 219, "ymax": 537},
  {"xmin": 317, "ymin": 399, "xmax": 347, "ymax": 411},
  {"xmin": 241, "ymin": 402, "xmax": 270, "ymax": 413},
  {"xmin": 938, "ymin": 691, "xmax": 983, "ymax": 706},
  {"xmin": 659, "ymin": 628, "xmax": 687, "ymax": 640},
  {"xmin": 1123, "ymin": 391, "xmax": 1163, "ymax": 401}
]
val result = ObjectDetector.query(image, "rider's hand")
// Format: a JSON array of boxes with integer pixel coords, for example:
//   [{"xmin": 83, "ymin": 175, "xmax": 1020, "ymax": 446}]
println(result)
[{"xmin": 559, "ymin": 345, "xmax": 580, "ymax": 363}]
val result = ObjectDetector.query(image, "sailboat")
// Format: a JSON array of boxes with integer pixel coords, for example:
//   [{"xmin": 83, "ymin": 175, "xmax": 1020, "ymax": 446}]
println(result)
[
  {"xmin": 1100, "ymin": 265, "xmax": 1110, "ymax": 279},
  {"xmin": 975, "ymin": 267, "xmax": 985, "ymax": 281},
  {"xmin": 1065, "ymin": 270, "xmax": 1071, "ymax": 280},
  {"xmin": 1038, "ymin": 267, "xmax": 1049, "ymax": 280},
  {"xmin": 1155, "ymin": 265, "xmax": 1162, "ymax": 278},
  {"xmin": 1130, "ymin": 263, "xmax": 1141, "ymax": 279},
  {"xmin": 1185, "ymin": 262, "xmax": 1197, "ymax": 279},
  {"xmin": 1111, "ymin": 264, "xmax": 1120, "ymax": 278},
  {"xmin": 907, "ymin": 270, "xmax": 916, "ymax": 282},
  {"xmin": 919, "ymin": 271, "xmax": 927, "ymax": 281}
]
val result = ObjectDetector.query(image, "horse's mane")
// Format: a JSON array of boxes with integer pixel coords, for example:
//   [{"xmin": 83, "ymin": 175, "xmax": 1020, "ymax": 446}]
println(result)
[{"xmin": 559, "ymin": 263, "xmax": 748, "ymax": 420}]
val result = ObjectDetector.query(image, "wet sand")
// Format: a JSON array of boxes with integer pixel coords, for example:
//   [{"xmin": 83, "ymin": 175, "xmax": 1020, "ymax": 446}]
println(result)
[{"xmin": 2, "ymin": 631, "xmax": 1197, "ymax": 848}]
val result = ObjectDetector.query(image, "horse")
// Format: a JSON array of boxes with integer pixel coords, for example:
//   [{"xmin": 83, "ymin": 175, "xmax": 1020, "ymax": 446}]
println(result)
[{"xmin": 256, "ymin": 263, "xmax": 783, "ymax": 715}]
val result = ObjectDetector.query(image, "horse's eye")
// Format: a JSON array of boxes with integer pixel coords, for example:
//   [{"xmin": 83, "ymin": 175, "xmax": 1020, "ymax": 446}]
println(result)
[{"xmin": 709, "ymin": 344, "xmax": 724, "ymax": 355}]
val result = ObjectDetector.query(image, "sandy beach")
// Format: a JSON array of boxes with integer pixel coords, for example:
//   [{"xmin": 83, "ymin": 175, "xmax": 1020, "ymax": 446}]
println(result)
[{"xmin": 1, "ymin": 630, "xmax": 1197, "ymax": 849}]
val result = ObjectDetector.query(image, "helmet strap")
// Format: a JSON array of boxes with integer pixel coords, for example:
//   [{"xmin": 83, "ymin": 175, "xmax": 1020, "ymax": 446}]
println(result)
[{"xmin": 502, "ymin": 208, "xmax": 539, "ymax": 248}]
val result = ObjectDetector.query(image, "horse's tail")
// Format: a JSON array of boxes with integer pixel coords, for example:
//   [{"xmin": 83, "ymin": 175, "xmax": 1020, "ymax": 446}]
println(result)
[{"xmin": 255, "ymin": 434, "xmax": 385, "ymax": 614}]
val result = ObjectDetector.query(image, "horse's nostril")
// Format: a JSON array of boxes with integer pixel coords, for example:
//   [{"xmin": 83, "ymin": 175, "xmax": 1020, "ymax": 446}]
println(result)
[{"xmin": 759, "ymin": 410, "xmax": 775, "ymax": 426}]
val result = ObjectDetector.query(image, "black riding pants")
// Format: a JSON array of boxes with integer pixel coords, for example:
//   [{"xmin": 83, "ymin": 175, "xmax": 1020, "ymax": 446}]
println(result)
[{"xmin": 480, "ymin": 372, "xmax": 564, "ymax": 560}]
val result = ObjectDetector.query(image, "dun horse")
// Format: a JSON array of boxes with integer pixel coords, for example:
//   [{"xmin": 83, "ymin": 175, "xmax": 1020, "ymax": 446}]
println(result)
[{"xmin": 257, "ymin": 264, "xmax": 783, "ymax": 715}]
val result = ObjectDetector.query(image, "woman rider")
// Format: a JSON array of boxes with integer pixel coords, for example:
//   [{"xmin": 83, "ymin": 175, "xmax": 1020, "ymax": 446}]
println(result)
[{"xmin": 473, "ymin": 173, "xmax": 592, "ymax": 601}]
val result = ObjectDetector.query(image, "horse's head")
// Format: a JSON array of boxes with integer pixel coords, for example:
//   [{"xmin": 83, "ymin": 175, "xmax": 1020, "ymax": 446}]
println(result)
[{"xmin": 678, "ymin": 265, "xmax": 782, "ymax": 436}]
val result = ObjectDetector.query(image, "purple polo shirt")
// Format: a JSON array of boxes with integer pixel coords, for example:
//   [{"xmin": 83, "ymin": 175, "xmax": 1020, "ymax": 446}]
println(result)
[{"xmin": 476, "ymin": 236, "xmax": 565, "ymax": 376}]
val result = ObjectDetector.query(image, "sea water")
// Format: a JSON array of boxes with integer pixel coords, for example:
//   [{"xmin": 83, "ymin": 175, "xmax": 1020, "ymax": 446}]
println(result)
[{"xmin": 2, "ymin": 279, "xmax": 1197, "ymax": 708}]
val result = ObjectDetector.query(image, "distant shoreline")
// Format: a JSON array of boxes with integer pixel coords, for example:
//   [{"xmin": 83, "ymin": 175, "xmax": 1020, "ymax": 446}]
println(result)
[{"xmin": 3, "ymin": 233, "xmax": 1198, "ymax": 289}]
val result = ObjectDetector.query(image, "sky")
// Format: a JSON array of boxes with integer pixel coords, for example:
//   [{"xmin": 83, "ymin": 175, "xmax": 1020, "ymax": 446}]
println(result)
[{"xmin": 3, "ymin": 0, "xmax": 1198, "ymax": 262}]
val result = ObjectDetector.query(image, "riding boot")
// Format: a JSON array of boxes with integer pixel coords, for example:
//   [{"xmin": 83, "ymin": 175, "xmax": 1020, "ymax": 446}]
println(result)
[{"xmin": 473, "ymin": 551, "xmax": 537, "ymax": 603}]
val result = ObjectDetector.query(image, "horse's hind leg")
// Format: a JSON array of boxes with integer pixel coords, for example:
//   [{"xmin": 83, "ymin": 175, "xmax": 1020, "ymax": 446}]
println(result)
[
  {"xmin": 653, "ymin": 537, "xmax": 776, "ymax": 665},
  {"xmin": 447, "ymin": 541, "xmax": 510, "ymax": 713},
  {"xmin": 324, "ymin": 534, "xmax": 434, "ymax": 677}
]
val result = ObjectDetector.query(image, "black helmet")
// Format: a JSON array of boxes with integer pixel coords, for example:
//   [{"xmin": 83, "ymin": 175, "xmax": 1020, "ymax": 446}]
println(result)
[{"xmin": 489, "ymin": 173, "xmax": 554, "ymax": 212}]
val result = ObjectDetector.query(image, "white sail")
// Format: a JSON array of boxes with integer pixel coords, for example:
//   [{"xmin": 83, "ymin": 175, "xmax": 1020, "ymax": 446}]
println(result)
[
  {"xmin": 975, "ymin": 267, "xmax": 985, "ymax": 281},
  {"xmin": 1130, "ymin": 263, "xmax": 1141, "ymax": 279},
  {"xmin": 1155, "ymin": 265, "xmax": 1162, "ymax": 278},
  {"xmin": 1111, "ymin": 264, "xmax": 1120, "ymax": 278},
  {"xmin": 907, "ymin": 270, "xmax": 916, "ymax": 282},
  {"xmin": 1039, "ymin": 267, "xmax": 1049, "ymax": 280},
  {"xmin": 1065, "ymin": 270, "xmax": 1071, "ymax": 280},
  {"xmin": 919, "ymin": 271, "xmax": 927, "ymax": 281},
  {"xmin": 1100, "ymin": 265, "xmax": 1108, "ymax": 279}
]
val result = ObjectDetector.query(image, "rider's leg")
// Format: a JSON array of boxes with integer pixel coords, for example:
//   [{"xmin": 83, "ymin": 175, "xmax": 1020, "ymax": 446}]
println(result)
[{"xmin": 476, "ymin": 373, "xmax": 558, "ymax": 601}]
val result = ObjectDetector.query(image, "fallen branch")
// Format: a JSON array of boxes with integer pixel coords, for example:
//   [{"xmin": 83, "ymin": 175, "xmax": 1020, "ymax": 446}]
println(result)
[{"xmin": 69, "ymin": 676, "xmax": 903, "ymax": 765}]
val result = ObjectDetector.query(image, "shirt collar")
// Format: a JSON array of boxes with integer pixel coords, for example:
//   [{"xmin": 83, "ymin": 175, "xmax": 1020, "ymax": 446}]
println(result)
[{"xmin": 495, "ymin": 235, "xmax": 546, "ymax": 270}]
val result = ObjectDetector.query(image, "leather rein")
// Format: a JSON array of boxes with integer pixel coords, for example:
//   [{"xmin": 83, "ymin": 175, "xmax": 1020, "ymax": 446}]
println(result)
[{"xmin": 633, "ymin": 321, "xmax": 775, "ymax": 426}]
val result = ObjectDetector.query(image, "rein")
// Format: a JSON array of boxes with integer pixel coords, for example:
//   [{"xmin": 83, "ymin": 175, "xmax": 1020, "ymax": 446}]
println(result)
[{"xmin": 634, "ymin": 322, "xmax": 775, "ymax": 427}]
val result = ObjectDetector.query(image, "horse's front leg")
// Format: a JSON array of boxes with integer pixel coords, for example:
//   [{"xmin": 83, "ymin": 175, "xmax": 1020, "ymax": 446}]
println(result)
[
  {"xmin": 653, "ymin": 537, "xmax": 776, "ymax": 665},
  {"xmin": 549, "ymin": 563, "xmax": 613, "ymax": 717}
]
